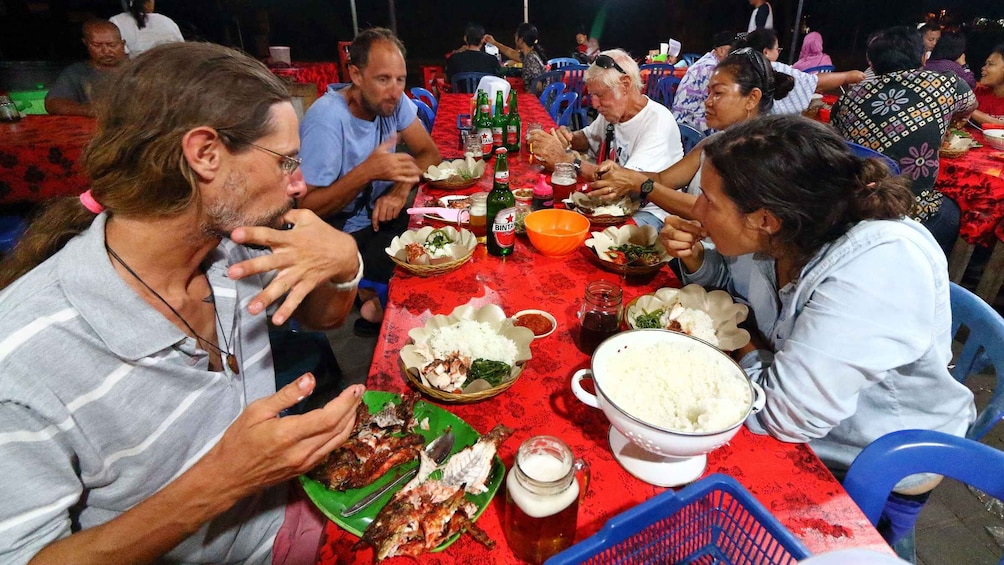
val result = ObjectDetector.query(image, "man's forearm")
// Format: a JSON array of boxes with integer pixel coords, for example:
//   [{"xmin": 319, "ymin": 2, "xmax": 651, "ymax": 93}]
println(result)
[
  {"xmin": 29, "ymin": 456, "xmax": 244, "ymax": 565},
  {"xmin": 299, "ymin": 166, "xmax": 374, "ymax": 218}
]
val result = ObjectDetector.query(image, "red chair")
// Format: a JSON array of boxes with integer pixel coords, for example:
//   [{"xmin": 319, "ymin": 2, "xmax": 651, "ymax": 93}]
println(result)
[{"xmin": 420, "ymin": 65, "xmax": 446, "ymax": 96}]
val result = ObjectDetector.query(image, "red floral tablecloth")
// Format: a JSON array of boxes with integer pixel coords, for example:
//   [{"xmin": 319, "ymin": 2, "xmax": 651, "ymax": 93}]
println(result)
[
  {"xmin": 0, "ymin": 115, "xmax": 94, "ymax": 205},
  {"xmin": 316, "ymin": 93, "xmax": 891, "ymax": 563},
  {"xmin": 936, "ymin": 129, "xmax": 1004, "ymax": 246},
  {"xmin": 270, "ymin": 61, "xmax": 342, "ymax": 97}
]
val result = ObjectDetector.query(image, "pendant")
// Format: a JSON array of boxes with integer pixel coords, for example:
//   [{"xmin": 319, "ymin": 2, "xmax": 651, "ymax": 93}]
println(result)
[{"xmin": 226, "ymin": 354, "xmax": 240, "ymax": 375}]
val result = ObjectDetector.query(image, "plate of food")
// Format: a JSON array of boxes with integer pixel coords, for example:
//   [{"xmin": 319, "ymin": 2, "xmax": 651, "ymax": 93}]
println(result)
[
  {"xmin": 419, "ymin": 195, "xmax": 473, "ymax": 224},
  {"xmin": 566, "ymin": 191, "xmax": 640, "ymax": 226},
  {"xmin": 301, "ymin": 391, "xmax": 510, "ymax": 559},
  {"xmin": 624, "ymin": 285, "xmax": 750, "ymax": 351},
  {"xmin": 584, "ymin": 224, "xmax": 672, "ymax": 276},
  {"xmin": 940, "ymin": 132, "xmax": 975, "ymax": 158},
  {"xmin": 386, "ymin": 226, "xmax": 477, "ymax": 277},
  {"xmin": 423, "ymin": 157, "xmax": 486, "ymax": 190},
  {"xmin": 512, "ymin": 309, "xmax": 557, "ymax": 339},
  {"xmin": 400, "ymin": 304, "xmax": 534, "ymax": 402}
]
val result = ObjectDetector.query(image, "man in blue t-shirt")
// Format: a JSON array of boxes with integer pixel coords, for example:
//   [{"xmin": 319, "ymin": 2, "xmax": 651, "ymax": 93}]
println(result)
[{"xmin": 299, "ymin": 27, "xmax": 440, "ymax": 336}]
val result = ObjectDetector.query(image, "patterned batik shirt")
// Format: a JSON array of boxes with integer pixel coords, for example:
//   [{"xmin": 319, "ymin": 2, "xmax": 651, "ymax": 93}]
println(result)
[
  {"xmin": 832, "ymin": 69, "xmax": 976, "ymax": 220},
  {"xmin": 672, "ymin": 50, "xmax": 719, "ymax": 133}
]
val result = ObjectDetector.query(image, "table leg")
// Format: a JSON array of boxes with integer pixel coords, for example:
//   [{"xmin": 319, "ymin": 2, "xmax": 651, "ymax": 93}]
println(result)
[
  {"xmin": 948, "ymin": 236, "xmax": 974, "ymax": 284},
  {"xmin": 975, "ymin": 240, "xmax": 1004, "ymax": 305}
]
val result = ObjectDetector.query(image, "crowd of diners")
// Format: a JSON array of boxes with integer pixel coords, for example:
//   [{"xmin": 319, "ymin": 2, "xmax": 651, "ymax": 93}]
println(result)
[{"xmin": 0, "ymin": 10, "xmax": 999, "ymax": 563}]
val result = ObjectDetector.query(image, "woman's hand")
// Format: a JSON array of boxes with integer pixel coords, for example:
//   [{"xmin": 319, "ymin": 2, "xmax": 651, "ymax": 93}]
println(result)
[
  {"xmin": 659, "ymin": 215, "xmax": 706, "ymax": 273},
  {"xmin": 227, "ymin": 209, "xmax": 360, "ymax": 325},
  {"xmin": 589, "ymin": 162, "xmax": 647, "ymax": 201}
]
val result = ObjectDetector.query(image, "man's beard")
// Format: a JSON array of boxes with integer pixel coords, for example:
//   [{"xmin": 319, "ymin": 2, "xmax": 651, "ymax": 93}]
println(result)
[
  {"xmin": 360, "ymin": 90, "xmax": 395, "ymax": 118},
  {"xmin": 200, "ymin": 171, "xmax": 294, "ymax": 239}
]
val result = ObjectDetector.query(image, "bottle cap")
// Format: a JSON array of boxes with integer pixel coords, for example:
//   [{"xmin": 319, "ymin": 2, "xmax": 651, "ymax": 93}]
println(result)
[
  {"xmin": 495, "ymin": 147, "xmax": 507, "ymax": 155},
  {"xmin": 533, "ymin": 173, "xmax": 552, "ymax": 197}
]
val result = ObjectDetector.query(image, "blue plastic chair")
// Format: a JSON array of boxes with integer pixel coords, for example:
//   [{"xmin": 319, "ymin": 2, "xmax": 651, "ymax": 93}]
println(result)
[
  {"xmin": 528, "ymin": 70, "xmax": 563, "ymax": 97},
  {"xmin": 949, "ymin": 282, "xmax": 1004, "ymax": 440},
  {"xmin": 680, "ymin": 53, "xmax": 702, "ymax": 67},
  {"xmin": 549, "ymin": 91, "xmax": 579, "ymax": 128},
  {"xmin": 538, "ymin": 81, "xmax": 565, "ymax": 113},
  {"xmin": 0, "ymin": 215, "xmax": 26, "ymax": 254},
  {"xmin": 411, "ymin": 98, "xmax": 435, "ymax": 132},
  {"xmin": 677, "ymin": 122, "xmax": 706, "ymax": 155},
  {"xmin": 560, "ymin": 65, "xmax": 590, "ymax": 128},
  {"xmin": 842, "ymin": 429, "xmax": 1004, "ymax": 565},
  {"xmin": 652, "ymin": 75, "xmax": 681, "ymax": 108},
  {"xmin": 450, "ymin": 72, "xmax": 488, "ymax": 94},
  {"xmin": 639, "ymin": 63, "xmax": 676, "ymax": 100},
  {"xmin": 547, "ymin": 57, "xmax": 580, "ymax": 70},
  {"xmin": 846, "ymin": 141, "xmax": 901, "ymax": 175},
  {"xmin": 409, "ymin": 86, "xmax": 437, "ymax": 115},
  {"xmin": 803, "ymin": 64, "xmax": 836, "ymax": 74}
]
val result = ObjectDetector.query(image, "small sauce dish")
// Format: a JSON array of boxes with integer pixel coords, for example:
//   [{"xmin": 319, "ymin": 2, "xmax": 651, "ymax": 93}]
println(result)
[{"xmin": 512, "ymin": 309, "xmax": 557, "ymax": 339}]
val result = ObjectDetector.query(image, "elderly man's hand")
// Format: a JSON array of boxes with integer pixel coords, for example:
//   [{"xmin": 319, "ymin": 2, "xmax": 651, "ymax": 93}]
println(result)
[
  {"xmin": 589, "ymin": 161, "xmax": 647, "ymax": 201},
  {"xmin": 528, "ymin": 128, "xmax": 568, "ymax": 170},
  {"xmin": 227, "ymin": 208, "xmax": 360, "ymax": 325},
  {"xmin": 204, "ymin": 375, "xmax": 365, "ymax": 496}
]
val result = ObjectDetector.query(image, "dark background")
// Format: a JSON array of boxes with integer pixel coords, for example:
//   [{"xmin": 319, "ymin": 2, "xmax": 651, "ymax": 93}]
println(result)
[{"xmin": 1, "ymin": 0, "xmax": 1003, "ymax": 87}]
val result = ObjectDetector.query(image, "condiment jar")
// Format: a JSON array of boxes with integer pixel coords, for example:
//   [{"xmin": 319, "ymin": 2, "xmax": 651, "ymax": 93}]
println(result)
[
  {"xmin": 576, "ymin": 280, "xmax": 622, "ymax": 355},
  {"xmin": 503, "ymin": 436, "xmax": 589, "ymax": 564},
  {"xmin": 532, "ymin": 173, "xmax": 553, "ymax": 211}
]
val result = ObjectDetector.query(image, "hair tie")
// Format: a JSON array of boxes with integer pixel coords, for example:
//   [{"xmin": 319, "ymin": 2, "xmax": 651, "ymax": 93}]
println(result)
[
  {"xmin": 80, "ymin": 190, "xmax": 105, "ymax": 214},
  {"xmin": 866, "ymin": 182, "xmax": 876, "ymax": 188}
]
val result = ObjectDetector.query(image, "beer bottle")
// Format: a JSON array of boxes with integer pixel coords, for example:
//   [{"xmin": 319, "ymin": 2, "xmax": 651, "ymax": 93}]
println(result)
[
  {"xmin": 475, "ymin": 90, "xmax": 494, "ymax": 159},
  {"xmin": 506, "ymin": 89, "xmax": 521, "ymax": 153},
  {"xmin": 491, "ymin": 90, "xmax": 506, "ymax": 151},
  {"xmin": 487, "ymin": 147, "xmax": 516, "ymax": 257}
]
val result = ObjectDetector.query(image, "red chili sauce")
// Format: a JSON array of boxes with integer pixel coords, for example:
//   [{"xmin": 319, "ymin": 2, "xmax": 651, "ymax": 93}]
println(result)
[{"xmin": 514, "ymin": 313, "xmax": 553, "ymax": 336}]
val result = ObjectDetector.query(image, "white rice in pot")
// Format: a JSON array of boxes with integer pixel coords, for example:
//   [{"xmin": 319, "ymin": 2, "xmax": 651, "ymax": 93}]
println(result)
[{"xmin": 598, "ymin": 341, "xmax": 751, "ymax": 433}]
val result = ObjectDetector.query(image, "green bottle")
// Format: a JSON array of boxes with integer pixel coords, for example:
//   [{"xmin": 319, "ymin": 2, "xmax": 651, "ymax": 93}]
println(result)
[
  {"xmin": 491, "ymin": 90, "xmax": 506, "ymax": 151},
  {"xmin": 487, "ymin": 147, "xmax": 516, "ymax": 257},
  {"xmin": 505, "ymin": 89, "xmax": 521, "ymax": 153},
  {"xmin": 474, "ymin": 90, "xmax": 494, "ymax": 159}
]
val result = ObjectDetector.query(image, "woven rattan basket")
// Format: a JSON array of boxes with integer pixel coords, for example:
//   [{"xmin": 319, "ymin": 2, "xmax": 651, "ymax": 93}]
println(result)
[
  {"xmin": 385, "ymin": 226, "xmax": 477, "ymax": 277},
  {"xmin": 390, "ymin": 250, "xmax": 474, "ymax": 277},
  {"xmin": 939, "ymin": 146, "xmax": 969, "ymax": 159},
  {"xmin": 567, "ymin": 192, "xmax": 639, "ymax": 226},
  {"xmin": 425, "ymin": 176, "xmax": 481, "ymax": 191},
  {"xmin": 401, "ymin": 359, "xmax": 522, "ymax": 403}
]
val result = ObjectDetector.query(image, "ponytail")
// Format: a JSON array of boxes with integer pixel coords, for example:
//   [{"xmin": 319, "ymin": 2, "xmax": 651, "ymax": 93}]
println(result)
[
  {"xmin": 848, "ymin": 159, "xmax": 916, "ymax": 221},
  {"xmin": 772, "ymin": 69, "xmax": 795, "ymax": 100},
  {"xmin": 0, "ymin": 197, "xmax": 98, "ymax": 290},
  {"xmin": 128, "ymin": 0, "xmax": 148, "ymax": 29}
]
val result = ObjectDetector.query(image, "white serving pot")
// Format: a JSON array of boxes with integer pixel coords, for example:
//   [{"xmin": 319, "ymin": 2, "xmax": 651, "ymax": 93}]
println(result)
[{"xmin": 571, "ymin": 329, "xmax": 765, "ymax": 458}]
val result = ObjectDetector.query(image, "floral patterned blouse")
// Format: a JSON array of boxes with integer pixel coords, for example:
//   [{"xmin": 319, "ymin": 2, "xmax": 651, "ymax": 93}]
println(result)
[
  {"xmin": 831, "ymin": 68, "xmax": 971, "ymax": 220},
  {"xmin": 832, "ymin": 69, "xmax": 976, "ymax": 220},
  {"xmin": 521, "ymin": 50, "xmax": 547, "ymax": 92}
]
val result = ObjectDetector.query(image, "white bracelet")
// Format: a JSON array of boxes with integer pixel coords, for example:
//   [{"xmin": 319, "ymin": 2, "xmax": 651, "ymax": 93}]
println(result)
[{"xmin": 332, "ymin": 252, "xmax": 365, "ymax": 291}]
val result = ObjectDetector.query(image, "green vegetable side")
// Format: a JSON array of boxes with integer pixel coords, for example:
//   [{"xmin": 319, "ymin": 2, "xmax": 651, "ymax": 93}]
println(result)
[
  {"xmin": 633, "ymin": 308, "xmax": 665, "ymax": 329},
  {"xmin": 606, "ymin": 242, "xmax": 662, "ymax": 266},
  {"xmin": 467, "ymin": 358, "xmax": 511, "ymax": 388},
  {"xmin": 424, "ymin": 229, "xmax": 454, "ymax": 254}
]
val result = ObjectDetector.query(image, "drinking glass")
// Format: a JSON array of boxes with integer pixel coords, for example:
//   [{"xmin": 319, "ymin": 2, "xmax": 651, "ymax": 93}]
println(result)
[
  {"xmin": 464, "ymin": 135, "xmax": 483, "ymax": 160},
  {"xmin": 468, "ymin": 192, "xmax": 488, "ymax": 243},
  {"xmin": 525, "ymin": 122, "xmax": 543, "ymax": 163}
]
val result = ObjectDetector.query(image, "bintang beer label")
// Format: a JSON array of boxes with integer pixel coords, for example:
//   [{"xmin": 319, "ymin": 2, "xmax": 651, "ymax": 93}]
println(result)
[{"xmin": 487, "ymin": 147, "xmax": 515, "ymax": 257}]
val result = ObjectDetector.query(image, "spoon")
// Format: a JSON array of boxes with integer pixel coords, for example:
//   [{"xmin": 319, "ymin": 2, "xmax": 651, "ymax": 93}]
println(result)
[{"xmin": 340, "ymin": 430, "xmax": 456, "ymax": 517}]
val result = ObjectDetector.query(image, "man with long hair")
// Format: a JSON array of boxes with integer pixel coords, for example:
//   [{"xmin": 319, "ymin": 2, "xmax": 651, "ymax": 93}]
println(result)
[{"xmin": 0, "ymin": 42, "xmax": 364, "ymax": 564}]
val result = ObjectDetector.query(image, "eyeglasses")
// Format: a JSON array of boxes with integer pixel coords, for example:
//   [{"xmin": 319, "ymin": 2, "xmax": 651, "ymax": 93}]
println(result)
[
  {"xmin": 594, "ymin": 54, "xmax": 627, "ymax": 75},
  {"xmin": 248, "ymin": 143, "xmax": 302, "ymax": 175}
]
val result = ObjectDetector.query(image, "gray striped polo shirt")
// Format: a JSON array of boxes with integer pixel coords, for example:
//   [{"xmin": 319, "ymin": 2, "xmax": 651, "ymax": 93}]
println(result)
[{"xmin": 0, "ymin": 213, "xmax": 285, "ymax": 564}]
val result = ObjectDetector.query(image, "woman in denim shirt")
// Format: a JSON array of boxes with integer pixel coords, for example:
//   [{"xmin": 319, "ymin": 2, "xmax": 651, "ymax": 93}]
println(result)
[{"xmin": 660, "ymin": 114, "xmax": 975, "ymax": 551}]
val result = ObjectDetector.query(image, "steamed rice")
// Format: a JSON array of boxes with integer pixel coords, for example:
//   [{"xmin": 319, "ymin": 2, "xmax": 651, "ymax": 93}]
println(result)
[
  {"xmin": 600, "ymin": 342, "xmax": 750, "ymax": 433},
  {"xmin": 423, "ymin": 320, "xmax": 517, "ymax": 365}
]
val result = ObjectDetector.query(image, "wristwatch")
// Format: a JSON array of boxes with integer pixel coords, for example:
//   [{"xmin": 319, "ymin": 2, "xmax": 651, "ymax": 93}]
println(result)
[
  {"xmin": 639, "ymin": 179, "xmax": 655, "ymax": 201},
  {"xmin": 572, "ymin": 157, "xmax": 582, "ymax": 174}
]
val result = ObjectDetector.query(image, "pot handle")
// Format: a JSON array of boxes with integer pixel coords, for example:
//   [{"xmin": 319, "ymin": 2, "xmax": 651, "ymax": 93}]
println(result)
[
  {"xmin": 571, "ymin": 368, "xmax": 599, "ymax": 408},
  {"xmin": 749, "ymin": 380, "xmax": 766, "ymax": 414}
]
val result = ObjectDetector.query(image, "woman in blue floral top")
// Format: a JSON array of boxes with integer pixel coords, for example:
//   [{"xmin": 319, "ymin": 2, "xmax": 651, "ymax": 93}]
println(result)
[{"xmin": 832, "ymin": 26, "xmax": 976, "ymax": 255}]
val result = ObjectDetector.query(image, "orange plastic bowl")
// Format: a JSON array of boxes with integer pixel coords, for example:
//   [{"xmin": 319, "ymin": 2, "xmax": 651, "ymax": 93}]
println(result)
[{"xmin": 523, "ymin": 209, "xmax": 591, "ymax": 257}]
